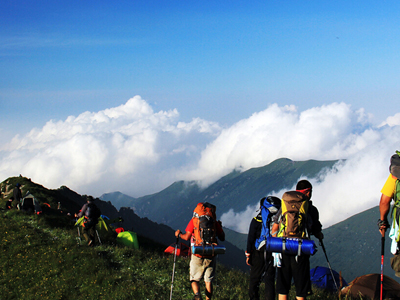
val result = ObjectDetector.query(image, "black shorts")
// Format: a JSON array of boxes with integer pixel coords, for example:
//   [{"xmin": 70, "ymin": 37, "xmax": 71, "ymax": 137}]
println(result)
[{"xmin": 276, "ymin": 253, "xmax": 311, "ymax": 297}]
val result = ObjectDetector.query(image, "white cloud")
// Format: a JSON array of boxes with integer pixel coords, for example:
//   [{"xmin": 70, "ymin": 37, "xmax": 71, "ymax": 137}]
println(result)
[
  {"xmin": 379, "ymin": 112, "xmax": 400, "ymax": 127},
  {"xmin": 216, "ymin": 104, "xmax": 400, "ymax": 233},
  {"xmin": 0, "ymin": 96, "xmax": 221, "ymax": 196},
  {"xmin": 184, "ymin": 102, "xmax": 374, "ymax": 186},
  {"xmin": 1, "ymin": 97, "xmax": 400, "ymax": 233}
]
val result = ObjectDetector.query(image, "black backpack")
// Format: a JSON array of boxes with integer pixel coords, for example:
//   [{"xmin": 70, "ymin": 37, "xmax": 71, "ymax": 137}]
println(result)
[{"xmin": 86, "ymin": 202, "xmax": 101, "ymax": 221}]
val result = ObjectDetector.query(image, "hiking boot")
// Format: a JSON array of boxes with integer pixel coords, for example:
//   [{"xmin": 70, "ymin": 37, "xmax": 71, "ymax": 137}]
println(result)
[{"xmin": 193, "ymin": 294, "xmax": 202, "ymax": 300}]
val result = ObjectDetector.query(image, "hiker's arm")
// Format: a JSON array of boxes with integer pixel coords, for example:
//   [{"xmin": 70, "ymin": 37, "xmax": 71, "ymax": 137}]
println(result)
[
  {"xmin": 245, "ymin": 218, "xmax": 258, "ymax": 266},
  {"xmin": 379, "ymin": 193, "xmax": 392, "ymax": 235},
  {"xmin": 380, "ymin": 193, "xmax": 392, "ymax": 221},
  {"xmin": 217, "ymin": 220, "xmax": 225, "ymax": 241},
  {"xmin": 175, "ymin": 229, "xmax": 191, "ymax": 240},
  {"xmin": 75, "ymin": 204, "xmax": 87, "ymax": 218},
  {"xmin": 309, "ymin": 205, "xmax": 323, "ymax": 239},
  {"xmin": 271, "ymin": 223, "xmax": 279, "ymax": 237}
]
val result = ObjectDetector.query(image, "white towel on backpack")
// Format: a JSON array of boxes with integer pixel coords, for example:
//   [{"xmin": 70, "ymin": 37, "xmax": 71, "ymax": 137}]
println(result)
[
  {"xmin": 272, "ymin": 252, "xmax": 281, "ymax": 267},
  {"xmin": 389, "ymin": 221, "xmax": 399, "ymax": 254}
]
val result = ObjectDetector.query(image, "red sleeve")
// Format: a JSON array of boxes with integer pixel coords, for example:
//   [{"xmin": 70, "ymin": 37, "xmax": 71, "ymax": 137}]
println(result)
[{"xmin": 185, "ymin": 219, "xmax": 194, "ymax": 234}]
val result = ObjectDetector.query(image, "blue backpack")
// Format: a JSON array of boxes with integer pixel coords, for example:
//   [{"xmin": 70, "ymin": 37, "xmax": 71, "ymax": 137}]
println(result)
[{"xmin": 255, "ymin": 196, "xmax": 281, "ymax": 250}]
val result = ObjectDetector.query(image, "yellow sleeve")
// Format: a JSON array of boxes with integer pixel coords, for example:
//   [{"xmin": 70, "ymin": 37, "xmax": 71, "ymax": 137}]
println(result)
[{"xmin": 381, "ymin": 174, "xmax": 397, "ymax": 198}]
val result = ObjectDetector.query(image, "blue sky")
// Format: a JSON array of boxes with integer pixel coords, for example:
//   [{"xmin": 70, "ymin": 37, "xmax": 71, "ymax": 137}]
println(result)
[
  {"xmin": 2, "ymin": 1, "xmax": 400, "ymax": 228},
  {"xmin": 2, "ymin": 1, "xmax": 400, "ymax": 135}
]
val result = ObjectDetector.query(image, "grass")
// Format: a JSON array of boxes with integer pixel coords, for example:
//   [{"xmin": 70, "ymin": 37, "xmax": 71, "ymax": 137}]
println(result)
[{"xmin": 0, "ymin": 208, "xmax": 361, "ymax": 300}]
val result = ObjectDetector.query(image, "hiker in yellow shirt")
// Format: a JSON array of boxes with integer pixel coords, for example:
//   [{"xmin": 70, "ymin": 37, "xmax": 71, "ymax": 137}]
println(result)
[
  {"xmin": 378, "ymin": 151, "xmax": 400, "ymax": 236},
  {"xmin": 379, "ymin": 174, "xmax": 396, "ymax": 235}
]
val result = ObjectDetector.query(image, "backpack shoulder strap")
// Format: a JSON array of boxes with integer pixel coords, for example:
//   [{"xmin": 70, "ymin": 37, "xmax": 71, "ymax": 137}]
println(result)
[{"xmin": 392, "ymin": 179, "xmax": 400, "ymax": 225}]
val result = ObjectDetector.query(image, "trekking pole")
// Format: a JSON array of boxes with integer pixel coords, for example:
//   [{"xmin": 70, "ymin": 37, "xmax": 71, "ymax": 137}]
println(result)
[
  {"xmin": 380, "ymin": 233, "xmax": 385, "ymax": 300},
  {"xmin": 319, "ymin": 239, "xmax": 339, "ymax": 291},
  {"xmin": 96, "ymin": 229, "xmax": 102, "ymax": 245},
  {"xmin": 169, "ymin": 236, "xmax": 179, "ymax": 300},
  {"xmin": 77, "ymin": 226, "xmax": 82, "ymax": 245}
]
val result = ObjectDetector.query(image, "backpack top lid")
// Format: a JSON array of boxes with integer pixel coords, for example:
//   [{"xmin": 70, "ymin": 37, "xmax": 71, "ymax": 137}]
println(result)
[
  {"xmin": 390, "ymin": 151, "xmax": 400, "ymax": 178},
  {"xmin": 193, "ymin": 202, "xmax": 216, "ymax": 219},
  {"xmin": 262, "ymin": 196, "xmax": 281, "ymax": 209}
]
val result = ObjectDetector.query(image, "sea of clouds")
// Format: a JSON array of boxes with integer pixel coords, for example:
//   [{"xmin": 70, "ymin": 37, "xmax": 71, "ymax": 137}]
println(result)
[{"xmin": 2, "ymin": 95, "xmax": 400, "ymax": 232}]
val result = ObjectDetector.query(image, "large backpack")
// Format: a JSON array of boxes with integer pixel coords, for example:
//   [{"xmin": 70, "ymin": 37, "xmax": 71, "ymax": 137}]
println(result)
[
  {"xmin": 86, "ymin": 202, "xmax": 101, "ymax": 221},
  {"xmin": 278, "ymin": 191, "xmax": 309, "ymax": 238},
  {"xmin": 255, "ymin": 196, "xmax": 281, "ymax": 250},
  {"xmin": 192, "ymin": 202, "xmax": 217, "ymax": 246}
]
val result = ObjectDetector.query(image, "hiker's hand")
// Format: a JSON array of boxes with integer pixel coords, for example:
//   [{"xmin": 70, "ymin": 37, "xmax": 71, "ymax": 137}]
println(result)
[
  {"xmin": 378, "ymin": 219, "xmax": 389, "ymax": 236},
  {"xmin": 246, "ymin": 256, "xmax": 251, "ymax": 266},
  {"xmin": 315, "ymin": 232, "xmax": 324, "ymax": 240},
  {"xmin": 245, "ymin": 252, "xmax": 251, "ymax": 266},
  {"xmin": 175, "ymin": 230, "xmax": 181, "ymax": 238}
]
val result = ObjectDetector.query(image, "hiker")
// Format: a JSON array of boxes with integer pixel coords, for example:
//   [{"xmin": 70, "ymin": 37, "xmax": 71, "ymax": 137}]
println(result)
[
  {"xmin": 378, "ymin": 151, "xmax": 400, "ymax": 276},
  {"xmin": 175, "ymin": 202, "xmax": 225, "ymax": 300},
  {"xmin": 74, "ymin": 196, "xmax": 101, "ymax": 246},
  {"xmin": 5, "ymin": 197, "xmax": 13, "ymax": 209},
  {"xmin": 378, "ymin": 151, "xmax": 400, "ymax": 237},
  {"xmin": 13, "ymin": 183, "xmax": 22, "ymax": 209},
  {"xmin": 271, "ymin": 180, "xmax": 323, "ymax": 300},
  {"xmin": 246, "ymin": 196, "xmax": 280, "ymax": 300}
]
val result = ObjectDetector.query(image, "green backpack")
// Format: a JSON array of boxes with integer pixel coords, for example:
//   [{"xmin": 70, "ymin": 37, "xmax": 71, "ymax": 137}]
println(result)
[{"xmin": 390, "ymin": 151, "xmax": 400, "ymax": 241}]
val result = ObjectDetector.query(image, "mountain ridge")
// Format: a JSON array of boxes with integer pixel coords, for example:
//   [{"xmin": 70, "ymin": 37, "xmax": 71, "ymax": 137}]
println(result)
[{"xmin": 101, "ymin": 158, "xmax": 338, "ymax": 231}]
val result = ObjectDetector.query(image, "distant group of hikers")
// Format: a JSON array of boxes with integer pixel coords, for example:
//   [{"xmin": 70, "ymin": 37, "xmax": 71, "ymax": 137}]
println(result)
[
  {"xmin": 5, "ymin": 181, "xmax": 103, "ymax": 247},
  {"xmin": 5, "ymin": 182, "xmax": 32, "ymax": 212},
  {"xmin": 4, "ymin": 182, "xmax": 22, "ymax": 210}
]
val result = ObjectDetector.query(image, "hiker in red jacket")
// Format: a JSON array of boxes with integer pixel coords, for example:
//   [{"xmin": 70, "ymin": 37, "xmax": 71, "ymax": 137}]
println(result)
[{"xmin": 175, "ymin": 202, "xmax": 225, "ymax": 300}]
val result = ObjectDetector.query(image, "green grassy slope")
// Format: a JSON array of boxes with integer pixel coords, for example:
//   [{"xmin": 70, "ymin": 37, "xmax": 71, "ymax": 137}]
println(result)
[
  {"xmin": 0, "ymin": 176, "xmax": 364, "ymax": 299},
  {"xmin": 0, "ymin": 209, "xmax": 341, "ymax": 300}
]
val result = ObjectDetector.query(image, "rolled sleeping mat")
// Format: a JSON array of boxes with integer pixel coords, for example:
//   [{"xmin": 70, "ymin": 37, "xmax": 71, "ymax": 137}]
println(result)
[
  {"xmin": 191, "ymin": 245, "xmax": 226, "ymax": 256},
  {"xmin": 266, "ymin": 236, "xmax": 317, "ymax": 256}
]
